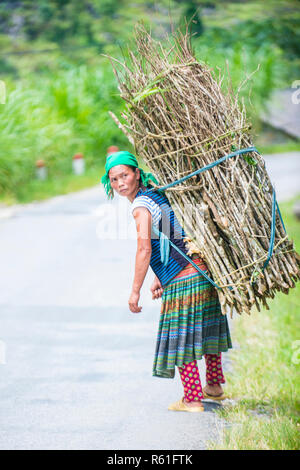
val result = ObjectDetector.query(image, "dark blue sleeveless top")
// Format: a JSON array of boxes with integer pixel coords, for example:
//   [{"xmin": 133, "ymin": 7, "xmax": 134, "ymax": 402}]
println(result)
[{"xmin": 133, "ymin": 186, "xmax": 191, "ymax": 287}]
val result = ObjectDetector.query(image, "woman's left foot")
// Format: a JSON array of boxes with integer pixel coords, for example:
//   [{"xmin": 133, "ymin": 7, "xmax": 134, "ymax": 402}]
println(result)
[
  {"xmin": 203, "ymin": 384, "xmax": 226, "ymax": 400},
  {"xmin": 168, "ymin": 397, "xmax": 204, "ymax": 412},
  {"xmin": 203, "ymin": 384, "xmax": 223, "ymax": 396}
]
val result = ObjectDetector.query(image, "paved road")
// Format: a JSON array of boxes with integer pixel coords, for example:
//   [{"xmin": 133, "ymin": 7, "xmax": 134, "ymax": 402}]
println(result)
[
  {"xmin": 262, "ymin": 151, "xmax": 300, "ymax": 202},
  {"xmin": 0, "ymin": 152, "xmax": 299, "ymax": 450}
]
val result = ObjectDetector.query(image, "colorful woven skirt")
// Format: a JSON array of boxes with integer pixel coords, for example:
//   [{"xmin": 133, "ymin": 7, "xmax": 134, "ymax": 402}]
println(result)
[{"xmin": 152, "ymin": 256, "xmax": 232, "ymax": 378}]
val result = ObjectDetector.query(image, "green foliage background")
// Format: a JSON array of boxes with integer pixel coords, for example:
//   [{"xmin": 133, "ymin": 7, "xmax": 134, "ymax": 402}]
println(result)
[{"xmin": 0, "ymin": 0, "xmax": 299, "ymax": 200}]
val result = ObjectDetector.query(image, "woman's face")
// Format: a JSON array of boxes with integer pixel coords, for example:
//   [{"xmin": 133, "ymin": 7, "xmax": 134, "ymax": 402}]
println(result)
[{"xmin": 109, "ymin": 164, "xmax": 140, "ymax": 201}]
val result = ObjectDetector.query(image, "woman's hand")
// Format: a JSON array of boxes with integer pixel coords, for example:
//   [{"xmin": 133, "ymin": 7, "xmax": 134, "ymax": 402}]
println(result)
[
  {"xmin": 150, "ymin": 277, "xmax": 164, "ymax": 300},
  {"xmin": 128, "ymin": 290, "xmax": 142, "ymax": 314}
]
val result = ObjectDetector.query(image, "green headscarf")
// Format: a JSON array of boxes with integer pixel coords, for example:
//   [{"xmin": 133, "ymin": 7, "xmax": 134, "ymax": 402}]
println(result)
[{"xmin": 101, "ymin": 150, "xmax": 160, "ymax": 199}]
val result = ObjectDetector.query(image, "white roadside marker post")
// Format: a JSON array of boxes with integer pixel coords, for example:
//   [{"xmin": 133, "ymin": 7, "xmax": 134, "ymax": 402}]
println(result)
[
  {"xmin": 72, "ymin": 153, "xmax": 85, "ymax": 175},
  {"xmin": 36, "ymin": 159, "xmax": 47, "ymax": 180}
]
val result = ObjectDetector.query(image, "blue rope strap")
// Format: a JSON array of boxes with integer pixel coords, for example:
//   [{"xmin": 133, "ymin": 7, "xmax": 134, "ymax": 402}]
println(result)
[
  {"xmin": 145, "ymin": 146, "xmax": 286, "ymax": 291},
  {"xmin": 151, "ymin": 146, "xmax": 258, "ymax": 190}
]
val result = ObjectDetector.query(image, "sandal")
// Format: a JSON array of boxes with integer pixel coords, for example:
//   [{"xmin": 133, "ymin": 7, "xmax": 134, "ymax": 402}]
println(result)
[
  {"xmin": 203, "ymin": 391, "xmax": 227, "ymax": 401},
  {"xmin": 168, "ymin": 397, "xmax": 204, "ymax": 412}
]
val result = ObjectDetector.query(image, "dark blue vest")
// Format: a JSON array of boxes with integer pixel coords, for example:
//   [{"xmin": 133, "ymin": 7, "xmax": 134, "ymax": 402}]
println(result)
[{"xmin": 133, "ymin": 186, "xmax": 191, "ymax": 287}]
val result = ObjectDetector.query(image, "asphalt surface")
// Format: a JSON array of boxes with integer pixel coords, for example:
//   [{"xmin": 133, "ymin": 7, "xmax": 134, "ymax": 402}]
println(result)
[{"xmin": 0, "ymin": 152, "xmax": 299, "ymax": 450}]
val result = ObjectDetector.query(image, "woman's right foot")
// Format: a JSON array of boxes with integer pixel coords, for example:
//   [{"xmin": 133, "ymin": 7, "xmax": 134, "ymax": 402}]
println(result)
[
  {"xmin": 168, "ymin": 397, "xmax": 204, "ymax": 412},
  {"xmin": 183, "ymin": 398, "xmax": 203, "ymax": 407}
]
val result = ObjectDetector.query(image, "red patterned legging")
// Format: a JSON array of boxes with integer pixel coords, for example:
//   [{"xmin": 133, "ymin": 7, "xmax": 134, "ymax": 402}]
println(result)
[{"xmin": 178, "ymin": 353, "xmax": 225, "ymax": 402}]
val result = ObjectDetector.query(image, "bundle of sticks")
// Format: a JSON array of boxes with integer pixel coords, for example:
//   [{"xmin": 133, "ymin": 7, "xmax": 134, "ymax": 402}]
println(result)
[{"xmin": 105, "ymin": 22, "xmax": 300, "ymax": 316}]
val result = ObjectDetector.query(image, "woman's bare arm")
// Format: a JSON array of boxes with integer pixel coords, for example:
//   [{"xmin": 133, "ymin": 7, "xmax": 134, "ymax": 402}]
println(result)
[
  {"xmin": 128, "ymin": 207, "xmax": 152, "ymax": 313},
  {"xmin": 132, "ymin": 206, "xmax": 152, "ymax": 291}
]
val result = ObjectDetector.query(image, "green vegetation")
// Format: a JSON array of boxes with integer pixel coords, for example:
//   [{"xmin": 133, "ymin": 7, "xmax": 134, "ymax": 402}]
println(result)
[
  {"xmin": 255, "ymin": 142, "xmax": 300, "ymax": 155},
  {"xmin": 208, "ymin": 194, "xmax": 300, "ymax": 450},
  {"xmin": 0, "ymin": 0, "xmax": 299, "ymax": 203},
  {"xmin": 0, "ymin": 63, "xmax": 128, "ymax": 201},
  {"xmin": 0, "ymin": 165, "xmax": 104, "ymax": 205}
]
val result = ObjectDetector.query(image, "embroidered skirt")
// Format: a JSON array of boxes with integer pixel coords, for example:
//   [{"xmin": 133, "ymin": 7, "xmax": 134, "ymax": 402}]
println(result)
[{"xmin": 152, "ymin": 256, "xmax": 232, "ymax": 378}]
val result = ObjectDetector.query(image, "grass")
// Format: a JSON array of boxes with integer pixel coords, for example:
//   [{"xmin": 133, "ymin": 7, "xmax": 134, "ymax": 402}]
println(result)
[
  {"xmin": 0, "ymin": 155, "xmax": 151, "ymax": 205},
  {"xmin": 258, "ymin": 142, "xmax": 300, "ymax": 155},
  {"xmin": 208, "ymin": 194, "xmax": 300, "ymax": 450},
  {"xmin": 0, "ymin": 164, "xmax": 105, "ymax": 205}
]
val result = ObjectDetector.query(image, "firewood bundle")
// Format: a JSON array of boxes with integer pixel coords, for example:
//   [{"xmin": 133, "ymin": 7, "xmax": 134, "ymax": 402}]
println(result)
[{"xmin": 104, "ymin": 23, "xmax": 300, "ymax": 316}]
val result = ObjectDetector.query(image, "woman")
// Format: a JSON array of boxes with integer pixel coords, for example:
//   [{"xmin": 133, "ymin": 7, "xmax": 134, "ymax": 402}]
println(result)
[{"xmin": 101, "ymin": 150, "xmax": 232, "ymax": 412}]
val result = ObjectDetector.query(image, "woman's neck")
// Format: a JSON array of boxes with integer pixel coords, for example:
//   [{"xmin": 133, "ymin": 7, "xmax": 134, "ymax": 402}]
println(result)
[{"xmin": 128, "ymin": 184, "xmax": 143, "ymax": 203}]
